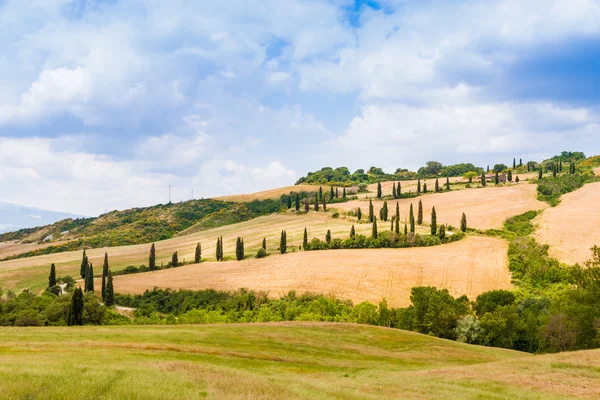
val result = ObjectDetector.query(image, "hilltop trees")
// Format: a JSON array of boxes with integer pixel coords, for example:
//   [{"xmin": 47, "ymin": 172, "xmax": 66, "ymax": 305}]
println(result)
[
  {"xmin": 171, "ymin": 251, "xmax": 179, "ymax": 268},
  {"xmin": 102, "ymin": 253, "xmax": 109, "ymax": 300},
  {"xmin": 195, "ymin": 243, "xmax": 202, "ymax": 263},
  {"xmin": 67, "ymin": 288, "xmax": 84, "ymax": 326},
  {"xmin": 461, "ymin": 213, "xmax": 467, "ymax": 232},
  {"xmin": 236, "ymin": 237, "xmax": 244, "ymax": 261},
  {"xmin": 80, "ymin": 249, "xmax": 89, "ymax": 279},
  {"xmin": 417, "ymin": 200, "xmax": 423, "ymax": 225},
  {"xmin": 431, "ymin": 207, "xmax": 437, "ymax": 235},
  {"xmin": 84, "ymin": 263, "xmax": 94, "ymax": 292},
  {"xmin": 105, "ymin": 271, "xmax": 114, "ymax": 307},
  {"xmin": 149, "ymin": 243, "xmax": 156, "ymax": 271},
  {"xmin": 280, "ymin": 230, "xmax": 287, "ymax": 254}
]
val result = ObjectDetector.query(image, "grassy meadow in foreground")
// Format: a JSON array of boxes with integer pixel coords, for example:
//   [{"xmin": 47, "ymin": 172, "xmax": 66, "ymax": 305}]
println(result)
[{"xmin": 4, "ymin": 322, "xmax": 600, "ymax": 400}]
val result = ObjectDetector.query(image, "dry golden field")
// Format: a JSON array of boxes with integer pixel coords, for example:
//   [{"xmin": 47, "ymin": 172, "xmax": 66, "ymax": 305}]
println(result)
[
  {"xmin": 113, "ymin": 236, "xmax": 510, "ymax": 307},
  {"xmin": 534, "ymin": 182, "xmax": 600, "ymax": 265},
  {"xmin": 214, "ymin": 184, "xmax": 319, "ymax": 202},
  {"xmin": 336, "ymin": 183, "xmax": 547, "ymax": 230}
]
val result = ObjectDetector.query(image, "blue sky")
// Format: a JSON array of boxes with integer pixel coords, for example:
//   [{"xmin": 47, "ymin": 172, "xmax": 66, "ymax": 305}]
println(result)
[{"xmin": 1, "ymin": 0, "xmax": 600, "ymax": 215}]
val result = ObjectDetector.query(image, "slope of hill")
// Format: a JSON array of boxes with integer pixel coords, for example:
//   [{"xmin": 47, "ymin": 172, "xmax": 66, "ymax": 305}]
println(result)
[
  {"xmin": 2, "ymin": 322, "xmax": 599, "ymax": 399},
  {"xmin": 0, "ymin": 201, "xmax": 84, "ymax": 234}
]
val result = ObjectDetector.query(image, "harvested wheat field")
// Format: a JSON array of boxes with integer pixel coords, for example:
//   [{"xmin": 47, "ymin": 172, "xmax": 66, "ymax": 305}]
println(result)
[
  {"xmin": 0, "ymin": 241, "xmax": 53, "ymax": 259},
  {"xmin": 2, "ymin": 212, "xmax": 436, "ymax": 292},
  {"xmin": 336, "ymin": 183, "xmax": 547, "ymax": 230},
  {"xmin": 113, "ymin": 236, "xmax": 510, "ymax": 307},
  {"xmin": 534, "ymin": 182, "xmax": 600, "ymax": 265},
  {"xmin": 214, "ymin": 184, "xmax": 319, "ymax": 202}
]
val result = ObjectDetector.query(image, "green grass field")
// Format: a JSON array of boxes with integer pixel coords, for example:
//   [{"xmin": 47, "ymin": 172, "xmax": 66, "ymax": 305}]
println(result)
[{"xmin": 1, "ymin": 322, "xmax": 599, "ymax": 399}]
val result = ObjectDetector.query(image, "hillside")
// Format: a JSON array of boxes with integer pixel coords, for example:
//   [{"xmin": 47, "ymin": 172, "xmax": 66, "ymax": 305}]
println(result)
[{"xmin": 2, "ymin": 322, "xmax": 599, "ymax": 399}]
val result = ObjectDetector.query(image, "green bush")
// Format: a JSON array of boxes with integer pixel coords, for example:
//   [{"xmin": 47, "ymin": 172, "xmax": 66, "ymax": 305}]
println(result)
[{"xmin": 256, "ymin": 248, "xmax": 268, "ymax": 258}]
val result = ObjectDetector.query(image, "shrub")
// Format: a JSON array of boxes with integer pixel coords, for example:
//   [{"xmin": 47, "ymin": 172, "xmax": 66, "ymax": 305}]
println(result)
[{"xmin": 256, "ymin": 248, "xmax": 268, "ymax": 258}]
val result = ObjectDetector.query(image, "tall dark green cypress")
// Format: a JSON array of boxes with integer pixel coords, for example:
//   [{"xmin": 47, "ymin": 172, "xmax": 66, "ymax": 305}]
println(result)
[
  {"xmin": 216, "ymin": 237, "xmax": 222, "ymax": 261},
  {"xmin": 343, "ymin": 186, "xmax": 347, "ymax": 199},
  {"xmin": 409, "ymin": 204, "xmax": 415, "ymax": 233},
  {"xmin": 553, "ymin": 163, "xmax": 557, "ymax": 178},
  {"xmin": 350, "ymin": 225, "xmax": 356, "ymax": 237},
  {"xmin": 508, "ymin": 170, "xmax": 512, "ymax": 182},
  {"xmin": 446, "ymin": 176, "xmax": 450, "ymax": 191},
  {"xmin": 319, "ymin": 186, "xmax": 323, "ymax": 201},
  {"xmin": 314, "ymin": 195, "xmax": 319, "ymax": 211},
  {"xmin": 368, "ymin": 199, "xmax": 374, "ymax": 222},
  {"xmin": 519, "ymin": 158, "xmax": 522, "ymax": 167},
  {"xmin": 48, "ymin": 263, "xmax": 57, "ymax": 289},
  {"xmin": 357, "ymin": 207, "xmax": 362, "ymax": 221},
  {"xmin": 280, "ymin": 230, "xmax": 287, "ymax": 254},
  {"xmin": 461, "ymin": 213, "xmax": 467, "ymax": 232},
  {"xmin": 377, "ymin": 182, "xmax": 382, "ymax": 199},
  {"xmin": 220, "ymin": 236, "xmax": 224, "ymax": 260},
  {"xmin": 417, "ymin": 179, "xmax": 421, "ymax": 194},
  {"xmin": 195, "ymin": 243, "xmax": 201, "ymax": 263},
  {"xmin": 481, "ymin": 171, "xmax": 487, "ymax": 187},
  {"xmin": 513, "ymin": 158, "xmax": 516, "ymax": 169},
  {"xmin": 423, "ymin": 182, "xmax": 428, "ymax": 193},
  {"xmin": 392, "ymin": 182, "xmax": 397, "ymax": 198},
  {"xmin": 171, "ymin": 251, "xmax": 178, "ymax": 268},
  {"xmin": 397, "ymin": 181, "xmax": 401, "ymax": 196},
  {"xmin": 262, "ymin": 238, "xmax": 267, "ymax": 250},
  {"xmin": 149, "ymin": 243, "xmax": 156, "ymax": 271},
  {"xmin": 381, "ymin": 201, "xmax": 388, "ymax": 222},
  {"xmin": 336, "ymin": 187, "xmax": 339, "ymax": 198},
  {"xmin": 559, "ymin": 160, "xmax": 563, "ymax": 172},
  {"xmin": 286, "ymin": 195, "xmax": 292, "ymax": 209},
  {"xmin": 404, "ymin": 223, "xmax": 408, "ymax": 235},
  {"xmin": 417, "ymin": 200, "xmax": 423, "ymax": 225},
  {"xmin": 295, "ymin": 193, "xmax": 300, "ymax": 211},
  {"xmin": 326, "ymin": 230, "xmax": 332, "ymax": 244},
  {"xmin": 435, "ymin": 178, "xmax": 439, "ymax": 192},
  {"xmin": 105, "ymin": 271, "xmax": 114, "ymax": 307},
  {"xmin": 487, "ymin": 165, "xmax": 490, "ymax": 173},
  {"xmin": 395, "ymin": 202, "xmax": 400, "ymax": 234},
  {"xmin": 322, "ymin": 197, "xmax": 327, "ymax": 211},
  {"xmin": 67, "ymin": 288, "xmax": 84, "ymax": 326},
  {"xmin": 372, "ymin": 217, "xmax": 378, "ymax": 239},
  {"xmin": 330, "ymin": 186, "xmax": 334, "ymax": 200},
  {"xmin": 431, "ymin": 207, "xmax": 437, "ymax": 235},
  {"xmin": 538, "ymin": 168, "xmax": 543, "ymax": 180},
  {"xmin": 236, "ymin": 237, "xmax": 244, "ymax": 261},
  {"xmin": 84, "ymin": 262, "xmax": 94, "ymax": 292},
  {"xmin": 80, "ymin": 249, "xmax": 89, "ymax": 279},
  {"xmin": 303, "ymin": 227, "xmax": 308, "ymax": 249},
  {"xmin": 439, "ymin": 224, "xmax": 446, "ymax": 239},
  {"xmin": 101, "ymin": 252, "xmax": 109, "ymax": 300},
  {"xmin": 304, "ymin": 197, "xmax": 309, "ymax": 212}
]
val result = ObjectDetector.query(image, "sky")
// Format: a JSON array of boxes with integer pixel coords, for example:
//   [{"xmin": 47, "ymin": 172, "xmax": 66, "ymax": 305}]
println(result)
[{"xmin": 1, "ymin": 0, "xmax": 600, "ymax": 216}]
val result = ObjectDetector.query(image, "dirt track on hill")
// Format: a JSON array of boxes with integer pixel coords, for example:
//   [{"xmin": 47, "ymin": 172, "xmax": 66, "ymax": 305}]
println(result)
[
  {"xmin": 534, "ymin": 182, "xmax": 600, "ymax": 265},
  {"xmin": 113, "ymin": 236, "xmax": 510, "ymax": 307}
]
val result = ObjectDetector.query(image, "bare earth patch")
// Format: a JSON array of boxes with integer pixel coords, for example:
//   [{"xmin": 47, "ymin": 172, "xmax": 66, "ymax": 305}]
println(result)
[
  {"xmin": 336, "ymin": 183, "xmax": 547, "ymax": 230},
  {"xmin": 534, "ymin": 182, "xmax": 600, "ymax": 265},
  {"xmin": 113, "ymin": 236, "xmax": 510, "ymax": 307}
]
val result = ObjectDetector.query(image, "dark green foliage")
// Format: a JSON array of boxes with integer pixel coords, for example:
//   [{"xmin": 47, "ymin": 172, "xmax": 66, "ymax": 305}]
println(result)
[
  {"xmin": 438, "ymin": 163, "xmax": 484, "ymax": 177},
  {"xmin": 105, "ymin": 271, "xmax": 114, "ymax": 307},
  {"xmin": 377, "ymin": 182, "xmax": 382, "ymax": 199},
  {"xmin": 329, "ymin": 186, "xmax": 334, "ymax": 199},
  {"xmin": 474, "ymin": 290, "xmax": 516, "ymax": 317},
  {"xmin": 102, "ymin": 253, "xmax": 109, "ymax": 300},
  {"xmin": 319, "ymin": 186, "xmax": 323, "ymax": 201},
  {"xmin": 326, "ymin": 230, "xmax": 332, "ymax": 244},
  {"xmin": 280, "ymin": 230, "xmax": 287, "ymax": 254},
  {"xmin": 372, "ymin": 218, "xmax": 378, "ymax": 239},
  {"xmin": 438, "ymin": 224, "xmax": 445, "ymax": 239},
  {"xmin": 481, "ymin": 171, "xmax": 486, "ymax": 187},
  {"xmin": 435, "ymin": 178, "xmax": 439, "ymax": 192},
  {"xmin": 487, "ymin": 165, "xmax": 489, "ymax": 173},
  {"xmin": 507, "ymin": 237, "xmax": 569, "ymax": 286},
  {"xmin": 195, "ymin": 243, "xmax": 201, "ymax": 263},
  {"xmin": 286, "ymin": 195, "xmax": 292, "ymax": 209},
  {"xmin": 322, "ymin": 197, "xmax": 327, "ymax": 211},
  {"xmin": 84, "ymin": 263, "xmax": 94, "ymax": 292},
  {"xmin": 461, "ymin": 213, "xmax": 467, "ymax": 232},
  {"xmin": 495, "ymin": 171, "xmax": 499, "ymax": 185},
  {"xmin": 343, "ymin": 186, "xmax": 347, "ymax": 199},
  {"xmin": 494, "ymin": 164, "xmax": 508, "ymax": 172},
  {"xmin": 503, "ymin": 210, "xmax": 542, "ymax": 236},
  {"xmin": 314, "ymin": 195, "xmax": 319, "ymax": 211},
  {"xmin": 350, "ymin": 225, "xmax": 356, "ymax": 237},
  {"xmin": 519, "ymin": 158, "xmax": 522, "ymax": 167},
  {"xmin": 216, "ymin": 237, "xmax": 223, "ymax": 261},
  {"xmin": 423, "ymin": 182, "xmax": 427, "ymax": 193},
  {"xmin": 538, "ymin": 168, "xmax": 543, "ymax": 179},
  {"xmin": 409, "ymin": 204, "xmax": 415, "ymax": 233},
  {"xmin": 262, "ymin": 238, "xmax": 267, "ymax": 250},
  {"xmin": 397, "ymin": 181, "xmax": 401, "ymax": 196},
  {"xmin": 303, "ymin": 228, "xmax": 308, "ymax": 249},
  {"xmin": 67, "ymin": 288, "xmax": 84, "ymax": 326},
  {"xmin": 417, "ymin": 178, "xmax": 421, "ymax": 193},
  {"xmin": 404, "ymin": 223, "xmax": 408, "ymax": 235},
  {"xmin": 80, "ymin": 249, "xmax": 89, "ymax": 279},
  {"xmin": 446, "ymin": 176, "xmax": 450, "ymax": 190},
  {"xmin": 368, "ymin": 199, "xmax": 374, "ymax": 222},
  {"xmin": 431, "ymin": 207, "xmax": 437, "ymax": 235},
  {"xmin": 381, "ymin": 201, "xmax": 388, "ymax": 222},
  {"xmin": 295, "ymin": 166, "xmax": 417, "ymax": 185},
  {"xmin": 537, "ymin": 173, "xmax": 592, "ymax": 206},
  {"xmin": 295, "ymin": 193, "xmax": 300, "ymax": 211},
  {"xmin": 545, "ymin": 151, "xmax": 586, "ymax": 163},
  {"xmin": 357, "ymin": 207, "xmax": 362, "ymax": 221},
  {"xmin": 417, "ymin": 200, "xmax": 423, "ymax": 225},
  {"xmin": 236, "ymin": 237, "xmax": 244, "ymax": 261},
  {"xmin": 171, "ymin": 252, "xmax": 178, "ymax": 268},
  {"xmin": 304, "ymin": 197, "xmax": 309, "ymax": 212},
  {"xmin": 395, "ymin": 202, "xmax": 400, "ymax": 234},
  {"xmin": 48, "ymin": 264, "xmax": 56, "ymax": 289},
  {"xmin": 392, "ymin": 182, "xmax": 397, "ymax": 198},
  {"xmin": 149, "ymin": 243, "xmax": 156, "ymax": 271},
  {"xmin": 513, "ymin": 158, "xmax": 516, "ymax": 169},
  {"xmin": 507, "ymin": 170, "xmax": 512, "ymax": 182}
]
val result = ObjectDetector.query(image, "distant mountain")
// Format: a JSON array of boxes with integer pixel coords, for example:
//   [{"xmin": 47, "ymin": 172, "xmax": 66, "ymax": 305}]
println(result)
[{"xmin": 0, "ymin": 202, "xmax": 85, "ymax": 234}]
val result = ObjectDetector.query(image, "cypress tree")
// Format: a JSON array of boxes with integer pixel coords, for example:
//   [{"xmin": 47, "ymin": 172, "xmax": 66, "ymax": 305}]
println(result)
[
  {"xmin": 216, "ymin": 237, "xmax": 221, "ymax": 261},
  {"xmin": 149, "ymin": 243, "xmax": 156, "ymax": 271},
  {"xmin": 303, "ymin": 228, "xmax": 308, "ymax": 249},
  {"xmin": 481, "ymin": 171, "xmax": 487, "ymax": 187},
  {"xmin": 357, "ymin": 207, "xmax": 362, "ymax": 221},
  {"xmin": 409, "ymin": 204, "xmax": 415, "ymax": 233},
  {"xmin": 330, "ymin": 186, "xmax": 334, "ymax": 199},
  {"xmin": 513, "ymin": 158, "xmax": 516, "ymax": 169},
  {"xmin": 435, "ymin": 178, "xmax": 439, "ymax": 192},
  {"xmin": 67, "ymin": 288, "xmax": 84, "ymax": 326},
  {"xmin": 395, "ymin": 202, "xmax": 400, "ymax": 234},
  {"xmin": 431, "ymin": 207, "xmax": 437, "ymax": 235},
  {"xmin": 262, "ymin": 237, "xmax": 267, "ymax": 250},
  {"xmin": 195, "ymin": 243, "xmax": 201, "ymax": 263},
  {"xmin": 538, "ymin": 168, "xmax": 543, "ymax": 179},
  {"xmin": 372, "ymin": 217, "xmax": 378, "ymax": 239},
  {"xmin": 553, "ymin": 164, "xmax": 557, "ymax": 178},
  {"xmin": 105, "ymin": 271, "xmax": 114, "ymax": 307},
  {"xmin": 80, "ymin": 249, "xmax": 89, "ymax": 279},
  {"xmin": 236, "ymin": 237, "xmax": 244, "ymax": 261},
  {"xmin": 508, "ymin": 170, "xmax": 512, "ymax": 182},
  {"xmin": 377, "ymin": 182, "xmax": 382, "ymax": 199},
  {"xmin": 446, "ymin": 176, "xmax": 450, "ymax": 191},
  {"xmin": 519, "ymin": 158, "xmax": 522, "ymax": 167},
  {"xmin": 390, "ymin": 216, "xmax": 394, "ymax": 232},
  {"xmin": 487, "ymin": 165, "xmax": 489, "ymax": 173},
  {"xmin": 171, "ymin": 251, "xmax": 178, "ymax": 267},
  {"xmin": 559, "ymin": 160, "xmax": 563, "ymax": 172},
  {"xmin": 304, "ymin": 197, "xmax": 309, "ymax": 212},
  {"xmin": 495, "ymin": 171, "xmax": 499, "ymax": 185},
  {"xmin": 417, "ymin": 178, "xmax": 421, "ymax": 193},
  {"xmin": 423, "ymin": 182, "xmax": 428, "ymax": 193},
  {"xmin": 417, "ymin": 200, "xmax": 423, "ymax": 225},
  {"xmin": 322, "ymin": 197, "xmax": 327, "ymax": 211},
  {"xmin": 319, "ymin": 186, "xmax": 323, "ymax": 201},
  {"xmin": 85, "ymin": 262, "xmax": 94, "ymax": 292},
  {"xmin": 369, "ymin": 199, "xmax": 374, "ymax": 222},
  {"xmin": 439, "ymin": 224, "xmax": 446, "ymax": 239},
  {"xmin": 350, "ymin": 225, "xmax": 356, "ymax": 237},
  {"xmin": 404, "ymin": 223, "xmax": 408, "ymax": 235},
  {"xmin": 314, "ymin": 195, "xmax": 319, "ymax": 211},
  {"xmin": 392, "ymin": 182, "xmax": 397, "ymax": 198},
  {"xmin": 343, "ymin": 186, "xmax": 347, "ymax": 199},
  {"xmin": 461, "ymin": 213, "xmax": 467, "ymax": 232},
  {"xmin": 515, "ymin": 176, "xmax": 520, "ymax": 183},
  {"xmin": 280, "ymin": 230, "xmax": 287, "ymax": 254},
  {"xmin": 397, "ymin": 181, "xmax": 401, "ymax": 196},
  {"xmin": 286, "ymin": 195, "xmax": 292, "ymax": 209},
  {"xmin": 48, "ymin": 263, "xmax": 57, "ymax": 289},
  {"xmin": 382, "ymin": 201, "xmax": 389, "ymax": 222},
  {"xmin": 527, "ymin": 162, "xmax": 531, "ymax": 172},
  {"xmin": 326, "ymin": 230, "xmax": 332, "ymax": 244},
  {"xmin": 295, "ymin": 193, "xmax": 300, "ymax": 211},
  {"xmin": 102, "ymin": 253, "xmax": 109, "ymax": 300}
]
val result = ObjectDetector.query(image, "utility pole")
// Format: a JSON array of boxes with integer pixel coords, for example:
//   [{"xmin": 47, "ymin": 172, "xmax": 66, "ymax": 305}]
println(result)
[{"xmin": 169, "ymin": 185, "xmax": 171, "ymax": 203}]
